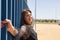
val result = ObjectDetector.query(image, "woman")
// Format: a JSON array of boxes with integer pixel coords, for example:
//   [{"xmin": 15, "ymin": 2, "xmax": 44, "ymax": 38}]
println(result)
[{"xmin": 2, "ymin": 9, "xmax": 38, "ymax": 40}]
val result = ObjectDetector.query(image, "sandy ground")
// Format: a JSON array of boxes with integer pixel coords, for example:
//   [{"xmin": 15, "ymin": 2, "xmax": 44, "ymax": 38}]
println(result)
[{"xmin": 33, "ymin": 23, "xmax": 60, "ymax": 40}]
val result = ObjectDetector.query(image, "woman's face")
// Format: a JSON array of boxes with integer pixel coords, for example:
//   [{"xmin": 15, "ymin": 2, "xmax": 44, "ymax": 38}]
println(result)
[{"xmin": 24, "ymin": 12, "xmax": 33, "ymax": 25}]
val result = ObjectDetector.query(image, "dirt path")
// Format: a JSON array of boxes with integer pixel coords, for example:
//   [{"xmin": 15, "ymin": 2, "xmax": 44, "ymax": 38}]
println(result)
[{"xmin": 33, "ymin": 24, "xmax": 60, "ymax": 40}]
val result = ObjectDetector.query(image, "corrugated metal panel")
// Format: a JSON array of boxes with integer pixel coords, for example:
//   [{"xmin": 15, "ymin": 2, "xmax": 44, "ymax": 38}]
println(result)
[
  {"xmin": 0, "ymin": 0, "xmax": 1, "ymax": 40},
  {"xmin": 1, "ymin": 0, "xmax": 6, "ymax": 40},
  {"xmin": 1, "ymin": 0, "xmax": 29, "ymax": 40}
]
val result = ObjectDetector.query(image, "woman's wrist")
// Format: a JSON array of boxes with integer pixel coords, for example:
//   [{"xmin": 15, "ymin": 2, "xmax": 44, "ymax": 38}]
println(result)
[{"xmin": 7, "ymin": 25, "xmax": 18, "ymax": 36}]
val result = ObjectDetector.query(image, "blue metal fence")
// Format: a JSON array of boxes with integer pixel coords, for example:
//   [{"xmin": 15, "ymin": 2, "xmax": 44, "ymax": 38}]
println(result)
[
  {"xmin": 0, "ymin": 0, "xmax": 1, "ymax": 40},
  {"xmin": 1, "ymin": 0, "xmax": 28, "ymax": 40}
]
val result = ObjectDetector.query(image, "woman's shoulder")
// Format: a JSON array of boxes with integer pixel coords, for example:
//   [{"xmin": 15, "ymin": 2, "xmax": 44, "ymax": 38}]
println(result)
[
  {"xmin": 20, "ymin": 24, "xmax": 29, "ymax": 28},
  {"xmin": 20, "ymin": 25, "xmax": 27, "ymax": 28}
]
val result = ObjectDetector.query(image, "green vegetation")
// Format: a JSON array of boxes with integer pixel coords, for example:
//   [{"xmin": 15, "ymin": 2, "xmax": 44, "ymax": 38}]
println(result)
[{"xmin": 35, "ymin": 19, "xmax": 59, "ymax": 24}]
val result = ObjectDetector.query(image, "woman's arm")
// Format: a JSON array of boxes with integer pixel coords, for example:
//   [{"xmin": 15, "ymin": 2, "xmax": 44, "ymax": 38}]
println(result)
[
  {"xmin": 7, "ymin": 21, "xmax": 18, "ymax": 36},
  {"xmin": 7, "ymin": 24, "xmax": 27, "ymax": 37},
  {"xmin": 1, "ymin": 19, "xmax": 18, "ymax": 36},
  {"xmin": 2, "ymin": 19, "xmax": 27, "ymax": 37}
]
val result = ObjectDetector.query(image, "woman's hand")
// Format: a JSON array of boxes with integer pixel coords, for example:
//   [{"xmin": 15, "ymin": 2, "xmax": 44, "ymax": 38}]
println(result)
[
  {"xmin": 1, "ymin": 19, "xmax": 11, "ymax": 28},
  {"xmin": 3, "ymin": 19, "xmax": 11, "ymax": 24}
]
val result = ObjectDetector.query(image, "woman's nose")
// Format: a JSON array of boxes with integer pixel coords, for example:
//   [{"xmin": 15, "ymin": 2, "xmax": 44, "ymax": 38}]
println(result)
[
  {"xmin": 29, "ymin": 15, "xmax": 32, "ymax": 18},
  {"xmin": 29, "ymin": 16, "xmax": 32, "ymax": 20}
]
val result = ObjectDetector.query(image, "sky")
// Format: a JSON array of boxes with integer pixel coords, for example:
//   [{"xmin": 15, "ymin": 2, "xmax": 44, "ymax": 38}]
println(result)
[{"xmin": 27, "ymin": 0, "xmax": 60, "ymax": 20}]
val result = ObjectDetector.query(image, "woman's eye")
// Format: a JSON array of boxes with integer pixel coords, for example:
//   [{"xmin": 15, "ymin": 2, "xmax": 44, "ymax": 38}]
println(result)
[
  {"xmin": 27, "ymin": 15, "xmax": 29, "ymax": 16},
  {"xmin": 26, "ymin": 15, "xmax": 29, "ymax": 17}
]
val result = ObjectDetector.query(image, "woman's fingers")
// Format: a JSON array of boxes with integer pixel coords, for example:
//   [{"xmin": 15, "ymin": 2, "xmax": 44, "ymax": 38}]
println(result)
[
  {"xmin": 2, "ymin": 21, "xmax": 7, "ymax": 23},
  {"xmin": 3, "ymin": 19, "xmax": 11, "ymax": 24},
  {"xmin": 1, "ymin": 19, "xmax": 11, "ymax": 28},
  {"xmin": 5, "ymin": 19, "xmax": 9, "ymax": 22}
]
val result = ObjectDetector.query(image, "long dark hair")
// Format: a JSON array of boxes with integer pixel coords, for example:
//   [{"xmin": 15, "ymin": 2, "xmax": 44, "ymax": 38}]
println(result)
[{"xmin": 20, "ymin": 9, "xmax": 32, "ymax": 26}]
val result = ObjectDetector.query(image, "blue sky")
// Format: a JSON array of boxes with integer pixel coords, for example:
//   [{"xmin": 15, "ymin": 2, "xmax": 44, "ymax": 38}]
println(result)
[{"xmin": 27, "ymin": 0, "xmax": 60, "ymax": 20}]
